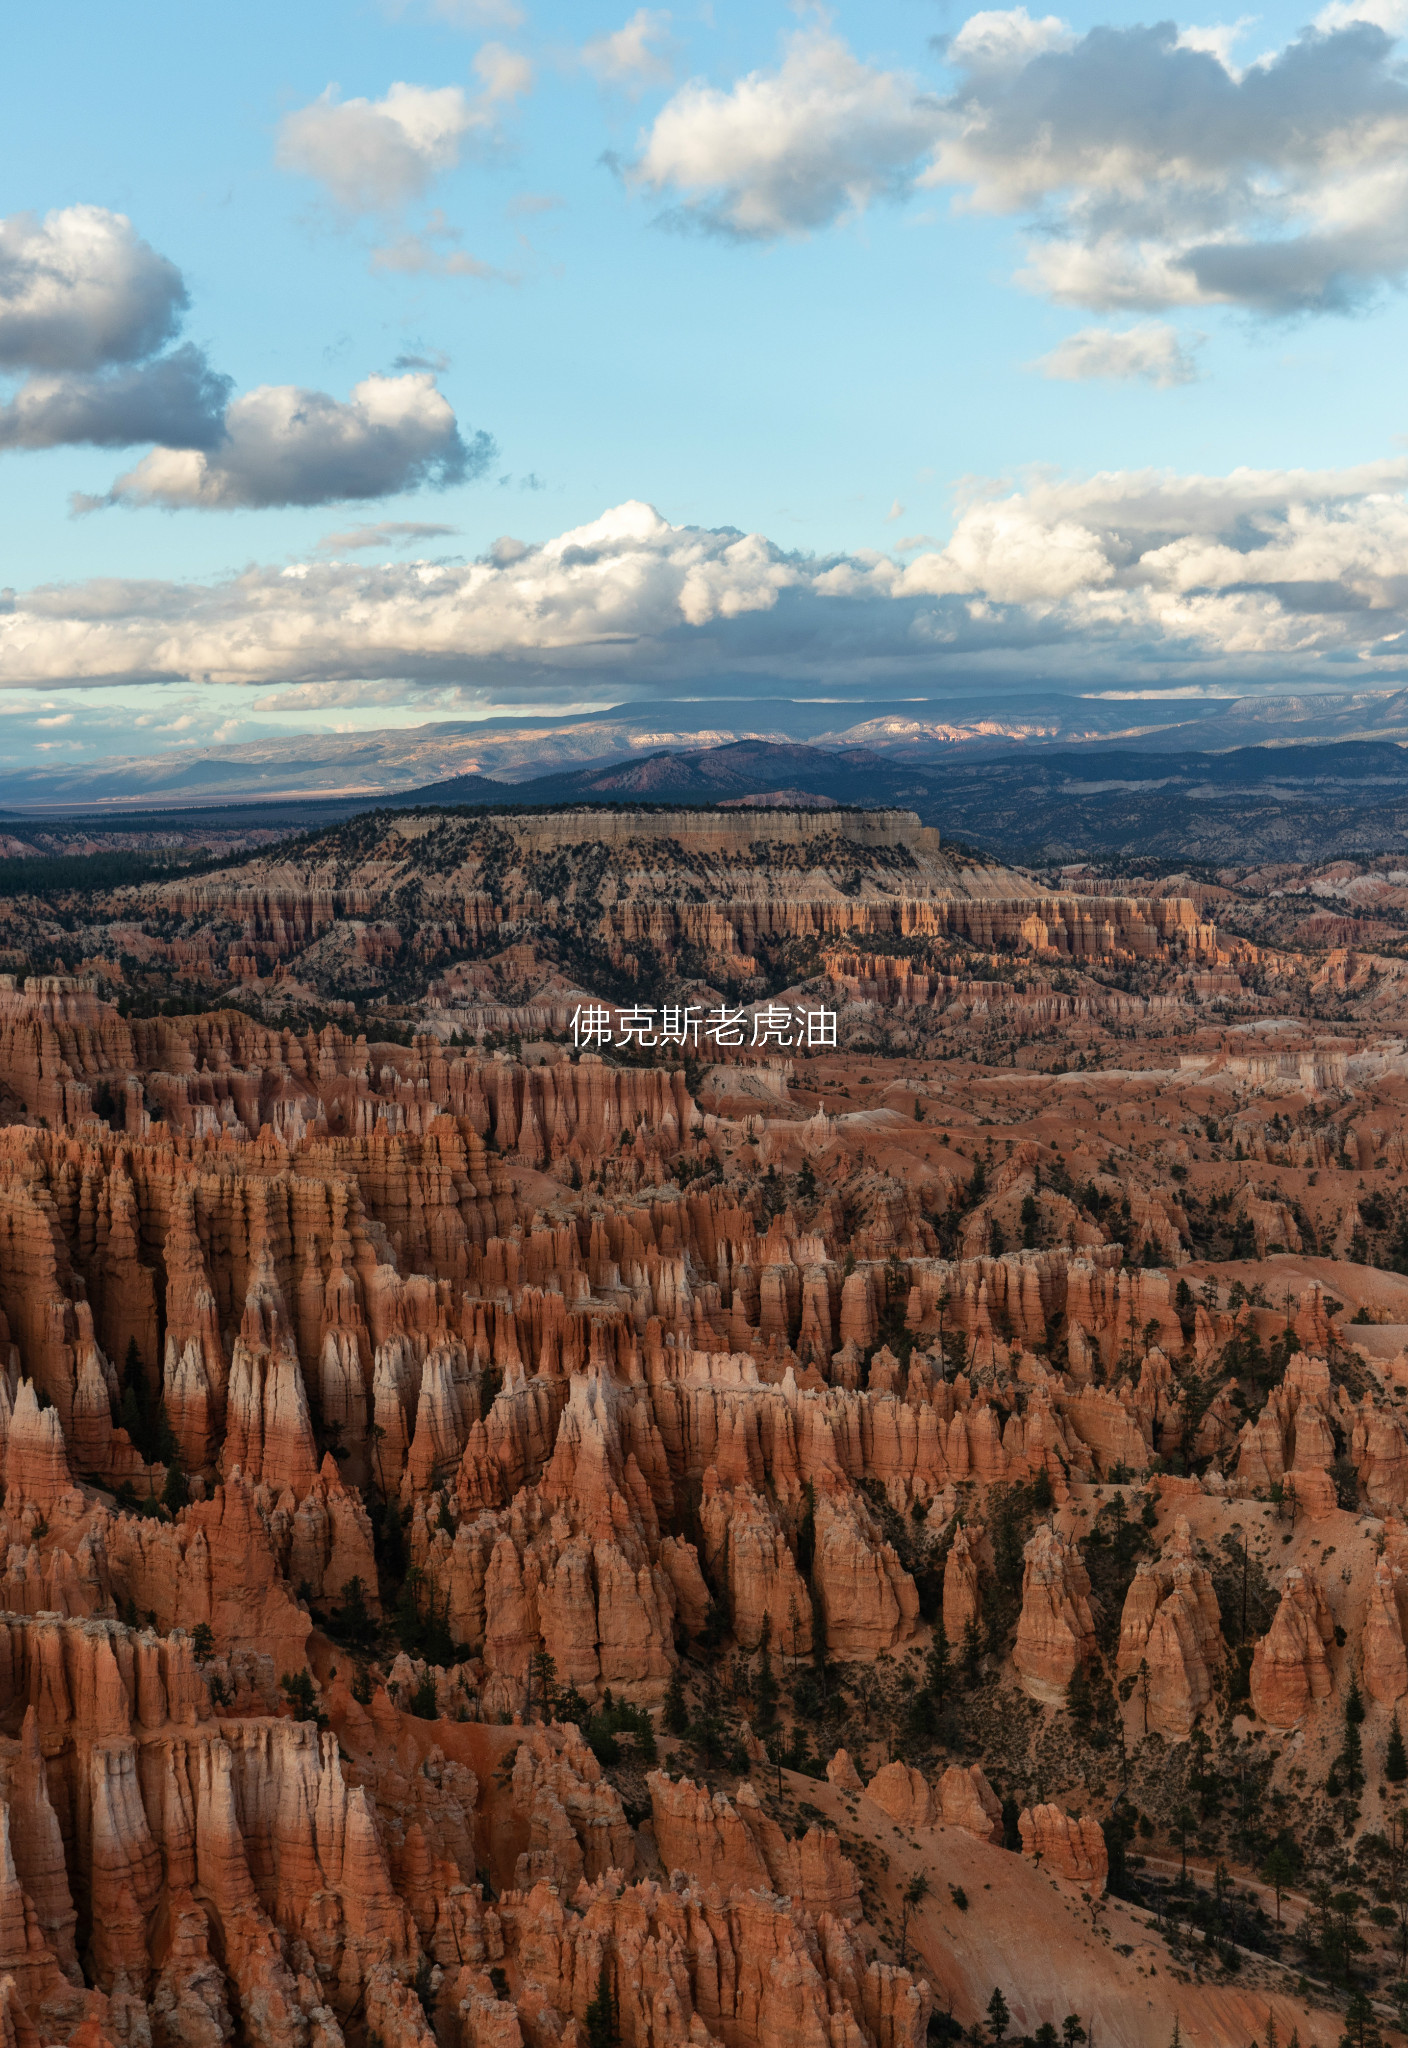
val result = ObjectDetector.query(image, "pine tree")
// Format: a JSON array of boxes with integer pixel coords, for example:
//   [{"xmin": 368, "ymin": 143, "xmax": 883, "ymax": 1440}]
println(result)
[
  {"xmin": 1343, "ymin": 1679, "xmax": 1367, "ymax": 1793},
  {"xmin": 663, "ymin": 1663, "xmax": 689, "ymax": 1736},
  {"xmin": 1260, "ymin": 1842, "xmax": 1295, "ymax": 1924},
  {"xmin": 987, "ymin": 1986, "xmax": 1010, "ymax": 2047},
  {"xmin": 924, "ymin": 1621, "xmax": 951, "ymax": 1711},
  {"xmin": 1341, "ymin": 1987, "xmax": 1383, "ymax": 2048},
  {"xmin": 585, "ymin": 1961, "xmax": 618, "ymax": 2048},
  {"xmin": 528, "ymin": 1646, "xmax": 558, "ymax": 1722},
  {"xmin": 119, "ymin": 1337, "xmax": 154, "ymax": 1459},
  {"xmin": 328, "ymin": 1576, "xmax": 378, "ymax": 1653},
  {"xmin": 1388, "ymin": 1713, "xmax": 1408, "ymax": 1784},
  {"xmin": 1067, "ymin": 1659, "xmax": 1094, "ymax": 1734},
  {"xmin": 754, "ymin": 1619, "xmax": 780, "ymax": 1733},
  {"xmin": 161, "ymin": 1450, "xmax": 189, "ymax": 1512},
  {"xmin": 281, "ymin": 1670, "xmax": 317, "ymax": 1722},
  {"xmin": 899, "ymin": 1873, "xmax": 930, "ymax": 1967},
  {"xmin": 155, "ymin": 1402, "xmax": 178, "ymax": 1468},
  {"xmin": 119, "ymin": 1384, "xmax": 145, "ymax": 1454},
  {"xmin": 795, "ymin": 1482, "xmax": 817, "ymax": 1583}
]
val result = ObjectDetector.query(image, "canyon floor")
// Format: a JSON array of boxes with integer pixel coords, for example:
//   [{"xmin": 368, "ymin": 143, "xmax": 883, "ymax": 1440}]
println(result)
[{"xmin": 5, "ymin": 803, "xmax": 1408, "ymax": 2048}]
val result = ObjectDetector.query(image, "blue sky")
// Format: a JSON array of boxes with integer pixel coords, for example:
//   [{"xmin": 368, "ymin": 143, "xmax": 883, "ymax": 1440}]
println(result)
[{"xmin": 5, "ymin": 0, "xmax": 1408, "ymax": 775}]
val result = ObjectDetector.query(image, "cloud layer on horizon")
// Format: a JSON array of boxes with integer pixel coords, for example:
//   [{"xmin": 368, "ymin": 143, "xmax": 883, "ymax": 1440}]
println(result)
[{"xmin": 7, "ymin": 470, "xmax": 1408, "ymax": 697}]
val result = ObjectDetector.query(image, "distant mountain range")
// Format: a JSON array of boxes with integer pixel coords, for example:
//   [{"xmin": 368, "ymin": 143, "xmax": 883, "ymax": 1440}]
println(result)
[
  {"xmin": 12, "ymin": 685, "xmax": 1408, "ymax": 815},
  {"xmin": 422, "ymin": 736, "xmax": 1408, "ymax": 864},
  {"xmin": 13, "ymin": 690, "xmax": 1408, "ymax": 862},
  {"xmin": 7, "ymin": 731, "xmax": 1408, "ymax": 865}
]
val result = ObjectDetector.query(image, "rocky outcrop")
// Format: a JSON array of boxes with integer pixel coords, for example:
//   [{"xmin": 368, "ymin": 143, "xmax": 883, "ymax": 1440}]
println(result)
[
  {"xmin": 648, "ymin": 1772, "xmax": 862, "ymax": 1921},
  {"xmin": 938, "ymin": 1764, "xmax": 1003, "ymax": 1843},
  {"xmin": 1115, "ymin": 1516, "xmax": 1224, "ymax": 1739},
  {"xmin": 1364, "ymin": 1557, "xmax": 1408, "ymax": 1704},
  {"xmin": 1013, "ymin": 1524, "xmax": 1098, "ymax": 1704},
  {"xmin": 4, "ymin": 1381, "xmax": 73, "ymax": 1510},
  {"xmin": 866, "ymin": 1761, "xmax": 936, "ymax": 1829},
  {"xmin": 942, "ymin": 1524, "xmax": 980, "ymax": 1642},
  {"xmin": 1234, "ymin": 1353, "xmax": 1342, "ymax": 1515},
  {"xmin": 510, "ymin": 1727, "xmax": 636, "ymax": 1888},
  {"xmin": 699, "ymin": 1472, "xmax": 814, "ymax": 1655},
  {"xmin": 1019, "ymin": 1804, "xmax": 1108, "ymax": 1895},
  {"xmin": 812, "ymin": 1491, "xmax": 920, "ymax": 1659},
  {"xmin": 1250, "ymin": 1567, "xmax": 1335, "ymax": 1727}
]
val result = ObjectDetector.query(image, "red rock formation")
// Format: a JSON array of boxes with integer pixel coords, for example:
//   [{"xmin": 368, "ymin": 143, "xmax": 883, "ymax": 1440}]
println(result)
[
  {"xmin": 648, "ymin": 1771, "xmax": 862, "ymax": 1921},
  {"xmin": 1250, "ymin": 1567, "xmax": 1335, "ymax": 1727},
  {"xmin": 812, "ymin": 1490, "xmax": 920, "ymax": 1659},
  {"xmin": 938, "ymin": 1764, "xmax": 1003, "ymax": 1843},
  {"xmin": 827, "ymin": 1748, "xmax": 864, "ymax": 1793},
  {"xmin": 866, "ymin": 1761, "xmax": 936, "ymax": 1828},
  {"xmin": 1018, "ymin": 1804, "xmax": 1109, "ymax": 1895},
  {"xmin": 1363, "ymin": 1557, "xmax": 1408, "ymax": 1704},
  {"xmin": 17, "ymin": 817, "xmax": 1408, "ymax": 2048},
  {"xmin": 4, "ymin": 1382, "xmax": 73, "ymax": 1511},
  {"xmin": 700, "ymin": 1471, "xmax": 814, "ymax": 1654},
  {"xmin": 1116, "ymin": 1515, "xmax": 1224, "ymax": 1739},
  {"xmin": 1013, "ymin": 1524, "xmax": 1098, "ymax": 1705},
  {"xmin": 942, "ymin": 1524, "xmax": 981, "ymax": 1642}
]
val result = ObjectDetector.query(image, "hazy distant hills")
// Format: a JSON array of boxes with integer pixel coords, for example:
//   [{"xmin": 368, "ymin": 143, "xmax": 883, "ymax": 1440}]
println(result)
[
  {"xmin": 13, "ymin": 690, "xmax": 1408, "ymax": 862},
  {"xmin": 11, "ymin": 684, "xmax": 1408, "ymax": 815}
]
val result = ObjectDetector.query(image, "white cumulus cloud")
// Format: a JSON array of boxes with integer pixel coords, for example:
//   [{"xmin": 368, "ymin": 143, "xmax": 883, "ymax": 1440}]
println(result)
[
  {"xmin": 277, "ymin": 81, "xmax": 490, "ymax": 214},
  {"xmin": 927, "ymin": 11, "xmax": 1408, "ymax": 313},
  {"xmin": 0, "ymin": 206, "xmax": 187, "ymax": 370},
  {"xmin": 615, "ymin": 4, "xmax": 1408, "ymax": 317},
  {"xmin": 0, "ymin": 342, "xmax": 232, "ymax": 449},
  {"xmin": 1035, "ymin": 322, "xmax": 1202, "ymax": 385},
  {"xmin": 946, "ymin": 8, "xmax": 1076, "ymax": 74},
  {"xmin": 1315, "ymin": 0, "xmax": 1408, "ymax": 32},
  {"xmin": 0, "ymin": 206, "xmax": 493, "ymax": 513},
  {"xmin": 634, "ymin": 28, "xmax": 944, "ymax": 238},
  {"xmin": 81, "ymin": 373, "xmax": 488, "ymax": 511}
]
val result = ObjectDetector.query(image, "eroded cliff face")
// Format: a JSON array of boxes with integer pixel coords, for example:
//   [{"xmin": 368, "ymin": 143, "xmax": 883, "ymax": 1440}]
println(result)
[
  {"xmin": 0, "ymin": 805, "xmax": 1224, "ymax": 1033},
  {"xmin": 9, "ymin": 818, "xmax": 1408, "ymax": 2048}
]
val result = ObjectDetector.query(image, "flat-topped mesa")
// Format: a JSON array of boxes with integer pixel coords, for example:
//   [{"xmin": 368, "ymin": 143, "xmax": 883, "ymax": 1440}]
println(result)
[{"xmin": 491, "ymin": 805, "xmax": 941, "ymax": 853}]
